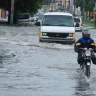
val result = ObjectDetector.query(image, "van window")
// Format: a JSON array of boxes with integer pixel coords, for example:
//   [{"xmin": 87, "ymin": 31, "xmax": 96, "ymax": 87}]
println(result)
[
  {"xmin": 42, "ymin": 15, "xmax": 74, "ymax": 27},
  {"xmin": 74, "ymin": 18, "xmax": 80, "ymax": 22},
  {"xmin": 18, "ymin": 14, "xmax": 29, "ymax": 19}
]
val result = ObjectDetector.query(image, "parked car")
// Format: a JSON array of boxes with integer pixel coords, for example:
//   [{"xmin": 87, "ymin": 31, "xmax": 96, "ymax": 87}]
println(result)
[
  {"xmin": 32, "ymin": 14, "xmax": 39, "ymax": 24},
  {"xmin": 35, "ymin": 14, "xmax": 44, "ymax": 25},
  {"xmin": 18, "ymin": 13, "xmax": 33, "ymax": 24},
  {"xmin": 74, "ymin": 17, "xmax": 83, "ymax": 32},
  {"xmin": 39, "ymin": 12, "xmax": 76, "ymax": 44}
]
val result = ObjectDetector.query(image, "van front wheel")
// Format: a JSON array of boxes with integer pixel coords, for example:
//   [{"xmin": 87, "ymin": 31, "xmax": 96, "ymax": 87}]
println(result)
[{"xmin": 39, "ymin": 39, "xmax": 42, "ymax": 42}]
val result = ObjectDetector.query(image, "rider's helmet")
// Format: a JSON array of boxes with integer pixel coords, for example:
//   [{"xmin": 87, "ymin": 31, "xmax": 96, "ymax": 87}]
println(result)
[{"xmin": 82, "ymin": 30, "xmax": 91, "ymax": 39}]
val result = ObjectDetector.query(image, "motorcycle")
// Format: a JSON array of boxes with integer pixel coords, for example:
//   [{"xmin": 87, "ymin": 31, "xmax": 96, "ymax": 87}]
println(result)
[{"xmin": 79, "ymin": 48, "xmax": 94, "ymax": 78}]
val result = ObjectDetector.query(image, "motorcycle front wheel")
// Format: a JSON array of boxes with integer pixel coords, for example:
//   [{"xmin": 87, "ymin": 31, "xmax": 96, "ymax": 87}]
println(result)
[{"xmin": 86, "ymin": 64, "xmax": 90, "ymax": 78}]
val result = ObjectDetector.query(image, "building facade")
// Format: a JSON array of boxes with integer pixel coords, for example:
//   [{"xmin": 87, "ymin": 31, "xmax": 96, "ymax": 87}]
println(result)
[
  {"xmin": 0, "ymin": 9, "xmax": 6, "ymax": 18},
  {"xmin": 43, "ymin": 0, "xmax": 73, "ymax": 12}
]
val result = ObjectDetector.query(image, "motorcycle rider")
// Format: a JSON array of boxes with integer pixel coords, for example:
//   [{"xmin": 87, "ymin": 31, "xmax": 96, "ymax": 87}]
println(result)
[{"xmin": 74, "ymin": 30, "xmax": 96, "ymax": 65}]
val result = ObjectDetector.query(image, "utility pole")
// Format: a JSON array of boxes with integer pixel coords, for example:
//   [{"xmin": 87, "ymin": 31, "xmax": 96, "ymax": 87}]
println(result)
[
  {"xmin": 82, "ymin": 0, "xmax": 85, "ymax": 22},
  {"xmin": 10, "ymin": 0, "xmax": 14, "ymax": 26},
  {"xmin": 51, "ymin": 0, "xmax": 54, "ymax": 11},
  {"xmin": 47, "ymin": 0, "xmax": 50, "ymax": 11},
  {"xmin": 65, "ymin": 0, "xmax": 66, "ymax": 11},
  {"xmin": 70, "ymin": 0, "xmax": 74, "ymax": 14},
  {"xmin": 74, "ymin": 0, "xmax": 76, "ymax": 15}
]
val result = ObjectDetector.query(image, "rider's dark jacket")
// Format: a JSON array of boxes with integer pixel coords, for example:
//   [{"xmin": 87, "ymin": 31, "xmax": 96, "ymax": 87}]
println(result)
[{"xmin": 74, "ymin": 37, "xmax": 96, "ymax": 53}]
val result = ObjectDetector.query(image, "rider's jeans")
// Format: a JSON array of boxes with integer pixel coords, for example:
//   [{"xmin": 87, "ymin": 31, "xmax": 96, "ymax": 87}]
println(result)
[{"xmin": 77, "ymin": 50, "xmax": 85, "ymax": 65}]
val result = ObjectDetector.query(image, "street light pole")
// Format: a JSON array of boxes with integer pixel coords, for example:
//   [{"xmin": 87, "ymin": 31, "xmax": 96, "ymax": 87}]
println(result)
[{"xmin": 10, "ymin": 0, "xmax": 14, "ymax": 26}]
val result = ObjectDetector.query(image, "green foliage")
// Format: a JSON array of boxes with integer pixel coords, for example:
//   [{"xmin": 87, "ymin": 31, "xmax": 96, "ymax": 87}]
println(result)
[
  {"xmin": 0, "ymin": 0, "xmax": 43, "ymax": 14},
  {"xmin": 76, "ymin": 0, "xmax": 96, "ymax": 11},
  {"xmin": 43, "ymin": 0, "xmax": 55, "ymax": 5},
  {"xmin": 16, "ymin": 0, "xmax": 43, "ymax": 13},
  {"xmin": 0, "ymin": 0, "xmax": 10, "ymax": 9}
]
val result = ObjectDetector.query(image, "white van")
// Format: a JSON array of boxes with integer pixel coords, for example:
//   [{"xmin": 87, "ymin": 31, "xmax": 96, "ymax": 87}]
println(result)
[
  {"xmin": 39, "ymin": 12, "xmax": 76, "ymax": 44},
  {"xmin": 74, "ymin": 16, "xmax": 83, "ymax": 32}
]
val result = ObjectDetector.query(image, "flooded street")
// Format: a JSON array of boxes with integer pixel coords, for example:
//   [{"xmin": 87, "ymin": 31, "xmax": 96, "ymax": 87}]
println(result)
[{"xmin": 0, "ymin": 26, "xmax": 96, "ymax": 96}]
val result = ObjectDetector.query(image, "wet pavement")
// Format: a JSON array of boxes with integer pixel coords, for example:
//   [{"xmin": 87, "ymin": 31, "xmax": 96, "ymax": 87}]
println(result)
[{"xmin": 0, "ymin": 26, "xmax": 96, "ymax": 96}]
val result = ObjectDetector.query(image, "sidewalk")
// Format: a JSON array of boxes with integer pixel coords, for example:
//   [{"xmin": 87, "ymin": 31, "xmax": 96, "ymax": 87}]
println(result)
[{"xmin": 83, "ymin": 20, "xmax": 96, "ymax": 29}]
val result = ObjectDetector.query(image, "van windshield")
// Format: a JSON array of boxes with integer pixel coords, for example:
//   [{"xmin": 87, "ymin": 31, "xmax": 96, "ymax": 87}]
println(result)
[{"xmin": 42, "ymin": 15, "xmax": 74, "ymax": 27}]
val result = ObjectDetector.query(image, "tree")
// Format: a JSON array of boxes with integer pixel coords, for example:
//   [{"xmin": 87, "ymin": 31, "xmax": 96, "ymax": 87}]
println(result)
[{"xmin": 76, "ymin": 0, "xmax": 96, "ymax": 20}]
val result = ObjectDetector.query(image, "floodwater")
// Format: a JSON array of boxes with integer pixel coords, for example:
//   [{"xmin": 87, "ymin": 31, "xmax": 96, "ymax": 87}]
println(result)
[{"xmin": 0, "ymin": 26, "xmax": 96, "ymax": 96}]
